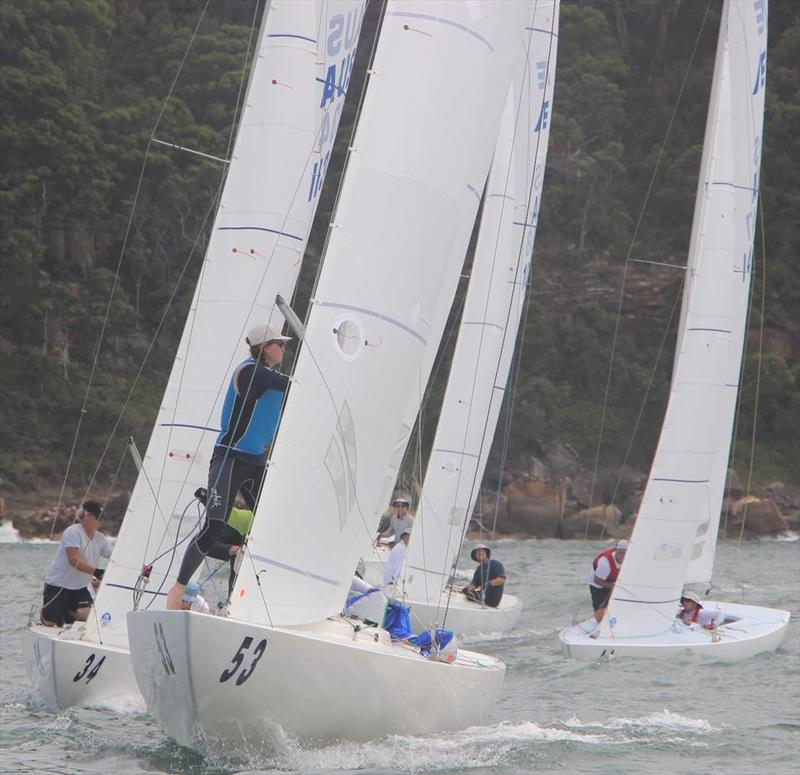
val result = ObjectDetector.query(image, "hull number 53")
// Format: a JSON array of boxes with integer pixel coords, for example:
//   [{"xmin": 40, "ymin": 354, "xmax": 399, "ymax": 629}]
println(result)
[{"xmin": 219, "ymin": 636, "xmax": 268, "ymax": 686}]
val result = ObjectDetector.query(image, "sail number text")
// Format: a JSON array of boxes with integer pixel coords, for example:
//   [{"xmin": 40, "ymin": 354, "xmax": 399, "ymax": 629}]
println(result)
[
  {"xmin": 72, "ymin": 653, "xmax": 106, "ymax": 684},
  {"xmin": 219, "ymin": 636, "xmax": 268, "ymax": 686}
]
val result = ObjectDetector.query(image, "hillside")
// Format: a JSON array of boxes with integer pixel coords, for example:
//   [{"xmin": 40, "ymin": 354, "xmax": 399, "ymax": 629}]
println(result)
[{"xmin": 1, "ymin": 0, "xmax": 798, "ymax": 530}]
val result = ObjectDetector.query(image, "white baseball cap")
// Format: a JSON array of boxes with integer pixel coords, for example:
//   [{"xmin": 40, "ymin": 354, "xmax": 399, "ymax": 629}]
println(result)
[{"xmin": 246, "ymin": 324, "xmax": 291, "ymax": 347}]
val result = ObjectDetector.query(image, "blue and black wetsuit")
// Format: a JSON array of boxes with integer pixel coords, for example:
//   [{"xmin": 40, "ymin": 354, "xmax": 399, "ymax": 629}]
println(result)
[{"xmin": 177, "ymin": 358, "xmax": 289, "ymax": 585}]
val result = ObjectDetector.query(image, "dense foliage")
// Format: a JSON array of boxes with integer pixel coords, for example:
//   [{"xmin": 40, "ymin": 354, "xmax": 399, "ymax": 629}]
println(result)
[{"xmin": 1, "ymin": 0, "xmax": 797, "ymax": 504}]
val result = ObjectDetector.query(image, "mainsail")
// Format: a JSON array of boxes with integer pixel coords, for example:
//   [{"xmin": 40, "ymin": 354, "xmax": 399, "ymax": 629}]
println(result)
[
  {"xmin": 230, "ymin": 1, "xmax": 529, "ymax": 628},
  {"xmin": 403, "ymin": 2, "xmax": 559, "ymax": 613},
  {"xmin": 88, "ymin": 0, "xmax": 366, "ymax": 647},
  {"xmin": 601, "ymin": 0, "xmax": 767, "ymax": 638}
]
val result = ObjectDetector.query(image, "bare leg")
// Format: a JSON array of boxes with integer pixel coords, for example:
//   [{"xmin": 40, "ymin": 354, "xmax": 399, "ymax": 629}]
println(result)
[
  {"xmin": 71, "ymin": 606, "xmax": 91, "ymax": 622},
  {"xmin": 167, "ymin": 583, "xmax": 186, "ymax": 611},
  {"xmin": 594, "ymin": 606, "xmax": 606, "ymax": 623}
]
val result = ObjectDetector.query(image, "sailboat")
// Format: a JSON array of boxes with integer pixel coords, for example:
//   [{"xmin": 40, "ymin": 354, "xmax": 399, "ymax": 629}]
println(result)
[
  {"xmin": 127, "ymin": 1, "xmax": 531, "ymax": 748},
  {"xmin": 397, "ymin": 0, "xmax": 560, "ymax": 636},
  {"xmin": 24, "ymin": 0, "xmax": 367, "ymax": 709},
  {"xmin": 560, "ymin": 0, "xmax": 790, "ymax": 661}
]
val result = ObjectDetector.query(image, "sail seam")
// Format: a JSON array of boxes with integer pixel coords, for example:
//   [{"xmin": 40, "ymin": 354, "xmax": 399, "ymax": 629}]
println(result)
[
  {"xmin": 387, "ymin": 11, "xmax": 493, "ymax": 52},
  {"xmin": 218, "ymin": 225, "xmax": 303, "ymax": 241},
  {"xmin": 317, "ymin": 301, "xmax": 427, "ymax": 344},
  {"xmin": 250, "ymin": 553, "xmax": 338, "ymax": 586}
]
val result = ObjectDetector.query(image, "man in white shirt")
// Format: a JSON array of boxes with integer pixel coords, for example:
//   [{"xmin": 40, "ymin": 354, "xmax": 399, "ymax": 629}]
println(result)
[
  {"xmin": 41, "ymin": 501, "xmax": 113, "ymax": 626},
  {"xmin": 587, "ymin": 539, "xmax": 628, "ymax": 624},
  {"xmin": 383, "ymin": 529, "xmax": 411, "ymax": 596},
  {"xmin": 377, "ymin": 497, "xmax": 415, "ymax": 546}
]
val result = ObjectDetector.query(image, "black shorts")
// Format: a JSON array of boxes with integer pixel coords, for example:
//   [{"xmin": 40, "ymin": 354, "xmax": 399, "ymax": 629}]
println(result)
[
  {"xmin": 590, "ymin": 585, "xmax": 611, "ymax": 611},
  {"xmin": 42, "ymin": 583, "xmax": 93, "ymax": 626}
]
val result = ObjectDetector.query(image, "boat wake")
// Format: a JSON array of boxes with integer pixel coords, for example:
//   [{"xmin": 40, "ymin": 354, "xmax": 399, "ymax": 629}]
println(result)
[
  {"xmin": 182, "ymin": 714, "xmax": 720, "ymax": 772},
  {"xmin": 564, "ymin": 709, "xmax": 716, "ymax": 733}
]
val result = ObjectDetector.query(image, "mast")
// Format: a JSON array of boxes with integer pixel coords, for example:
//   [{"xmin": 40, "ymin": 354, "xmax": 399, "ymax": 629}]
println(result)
[
  {"xmin": 88, "ymin": 0, "xmax": 366, "ymax": 647},
  {"xmin": 403, "ymin": 0, "xmax": 560, "ymax": 612},
  {"xmin": 230, "ymin": 1, "xmax": 529, "ymax": 628},
  {"xmin": 602, "ymin": 0, "xmax": 767, "ymax": 638}
]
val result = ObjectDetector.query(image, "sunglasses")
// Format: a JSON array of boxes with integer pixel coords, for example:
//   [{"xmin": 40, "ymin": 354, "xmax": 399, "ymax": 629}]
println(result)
[{"xmin": 266, "ymin": 340, "xmax": 286, "ymax": 348}]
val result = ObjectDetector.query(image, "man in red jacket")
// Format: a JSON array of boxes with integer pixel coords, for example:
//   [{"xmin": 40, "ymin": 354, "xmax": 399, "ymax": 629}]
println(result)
[{"xmin": 588, "ymin": 539, "xmax": 628, "ymax": 623}]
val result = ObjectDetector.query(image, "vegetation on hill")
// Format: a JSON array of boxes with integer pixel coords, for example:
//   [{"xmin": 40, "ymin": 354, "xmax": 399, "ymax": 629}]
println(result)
[{"xmin": 1, "ymin": 0, "xmax": 797, "ymax": 510}]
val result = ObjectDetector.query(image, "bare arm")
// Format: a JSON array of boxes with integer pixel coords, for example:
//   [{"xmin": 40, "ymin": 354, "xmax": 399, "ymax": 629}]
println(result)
[{"xmin": 65, "ymin": 547, "xmax": 97, "ymax": 576}]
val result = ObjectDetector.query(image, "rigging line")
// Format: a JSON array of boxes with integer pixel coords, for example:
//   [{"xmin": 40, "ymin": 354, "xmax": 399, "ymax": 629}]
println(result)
[
  {"xmin": 163, "ymin": 0, "xmax": 370, "ymax": 567},
  {"xmin": 225, "ymin": 1, "xmax": 390, "ymax": 585},
  {"xmin": 736, "ymin": 195, "xmax": 768, "ymax": 549},
  {"xmin": 48, "ymin": 0, "xmax": 206, "ymax": 535},
  {"xmin": 63, "ymin": 0, "xmax": 214, "ymax": 532},
  {"xmin": 303, "ymin": 0, "xmax": 387, "ymax": 314},
  {"xmin": 584, "ymin": 0, "xmax": 713, "ymax": 530},
  {"xmin": 441, "ymin": 9, "xmax": 555, "ymax": 628},
  {"xmin": 144, "ymin": 1, "xmax": 265, "ymax": 563},
  {"xmin": 606, "ymin": 282, "xmax": 683, "ymax": 510},
  {"xmin": 246, "ymin": 544, "xmax": 274, "ymax": 628}
]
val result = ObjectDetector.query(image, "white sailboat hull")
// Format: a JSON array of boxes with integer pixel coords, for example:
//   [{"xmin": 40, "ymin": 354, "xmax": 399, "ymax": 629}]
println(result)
[
  {"xmin": 408, "ymin": 591, "xmax": 522, "ymax": 636},
  {"xmin": 128, "ymin": 609, "xmax": 505, "ymax": 749},
  {"xmin": 24, "ymin": 625, "xmax": 138, "ymax": 709},
  {"xmin": 559, "ymin": 601, "xmax": 790, "ymax": 662}
]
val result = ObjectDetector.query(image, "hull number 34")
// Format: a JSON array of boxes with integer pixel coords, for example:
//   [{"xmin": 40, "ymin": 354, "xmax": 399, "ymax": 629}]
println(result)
[{"xmin": 219, "ymin": 636, "xmax": 268, "ymax": 686}]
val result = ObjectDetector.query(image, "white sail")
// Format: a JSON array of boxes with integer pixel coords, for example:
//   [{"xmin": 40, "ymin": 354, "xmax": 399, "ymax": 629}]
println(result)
[
  {"xmin": 88, "ymin": 0, "xmax": 366, "ymax": 647},
  {"xmin": 404, "ymin": 1, "xmax": 560, "ymax": 611},
  {"xmin": 230, "ymin": 0, "xmax": 529, "ymax": 628},
  {"xmin": 601, "ymin": 0, "xmax": 767, "ymax": 638}
]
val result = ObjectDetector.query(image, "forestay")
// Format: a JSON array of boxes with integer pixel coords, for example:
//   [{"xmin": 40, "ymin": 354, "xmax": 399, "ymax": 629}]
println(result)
[
  {"xmin": 88, "ymin": 0, "xmax": 366, "ymax": 648},
  {"xmin": 601, "ymin": 0, "xmax": 767, "ymax": 639},
  {"xmin": 230, "ymin": 1, "xmax": 528, "ymax": 628},
  {"xmin": 404, "ymin": 1, "xmax": 560, "ymax": 612}
]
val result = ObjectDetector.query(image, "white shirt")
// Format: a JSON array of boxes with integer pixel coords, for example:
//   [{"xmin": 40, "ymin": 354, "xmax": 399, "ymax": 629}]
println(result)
[
  {"xmin": 189, "ymin": 595, "xmax": 210, "ymax": 614},
  {"xmin": 588, "ymin": 555, "xmax": 613, "ymax": 588},
  {"xmin": 383, "ymin": 540, "xmax": 407, "ymax": 585},
  {"xmin": 380, "ymin": 513, "xmax": 415, "ymax": 539},
  {"xmin": 680, "ymin": 607, "xmax": 723, "ymax": 628},
  {"xmin": 45, "ymin": 523, "xmax": 113, "ymax": 590}
]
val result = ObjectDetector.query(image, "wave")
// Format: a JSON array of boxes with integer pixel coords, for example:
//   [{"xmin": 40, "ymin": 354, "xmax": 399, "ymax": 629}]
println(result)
[{"xmin": 564, "ymin": 709, "xmax": 717, "ymax": 733}]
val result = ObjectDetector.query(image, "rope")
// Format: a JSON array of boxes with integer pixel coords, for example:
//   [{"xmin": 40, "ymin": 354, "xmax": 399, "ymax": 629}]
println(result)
[
  {"xmin": 735, "ymin": 196, "xmax": 768, "ymax": 548},
  {"xmin": 49, "ymin": 1, "xmax": 214, "ymax": 541},
  {"xmin": 566, "ymin": 0, "xmax": 714, "ymax": 619},
  {"xmin": 584, "ymin": 0, "xmax": 714, "ymax": 527}
]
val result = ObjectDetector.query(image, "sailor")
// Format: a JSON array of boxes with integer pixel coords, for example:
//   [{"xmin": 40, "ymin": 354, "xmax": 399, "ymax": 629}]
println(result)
[
  {"xmin": 41, "ymin": 501, "xmax": 113, "ymax": 626},
  {"xmin": 377, "ymin": 496, "xmax": 414, "ymax": 545},
  {"xmin": 180, "ymin": 580, "xmax": 210, "ymax": 613},
  {"xmin": 462, "ymin": 544, "xmax": 506, "ymax": 608},
  {"xmin": 677, "ymin": 590, "xmax": 722, "ymax": 629},
  {"xmin": 166, "ymin": 324, "xmax": 290, "ymax": 610},
  {"xmin": 588, "ymin": 539, "xmax": 628, "ymax": 623}
]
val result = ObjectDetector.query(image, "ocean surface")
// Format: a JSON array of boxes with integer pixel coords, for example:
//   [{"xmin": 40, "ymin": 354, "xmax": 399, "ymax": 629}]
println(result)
[{"xmin": 1, "ymin": 538, "xmax": 798, "ymax": 775}]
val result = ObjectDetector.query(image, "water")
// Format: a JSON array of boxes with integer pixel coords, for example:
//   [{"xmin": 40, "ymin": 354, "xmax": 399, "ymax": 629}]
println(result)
[{"xmin": 2, "ymin": 539, "xmax": 798, "ymax": 774}]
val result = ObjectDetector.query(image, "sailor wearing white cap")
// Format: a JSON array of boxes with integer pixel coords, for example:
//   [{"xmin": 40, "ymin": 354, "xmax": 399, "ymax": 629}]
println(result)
[
  {"xmin": 678, "ymin": 590, "xmax": 722, "ymax": 629},
  {"xmin": 166, "ymin": 323, "xmax": 292, "ymax": 610}
]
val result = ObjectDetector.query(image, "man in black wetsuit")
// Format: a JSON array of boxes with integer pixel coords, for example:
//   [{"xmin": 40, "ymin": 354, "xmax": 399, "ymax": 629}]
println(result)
[{"xmin": 166, "ymin": 323, "xmax": 290, "ymax": 610}]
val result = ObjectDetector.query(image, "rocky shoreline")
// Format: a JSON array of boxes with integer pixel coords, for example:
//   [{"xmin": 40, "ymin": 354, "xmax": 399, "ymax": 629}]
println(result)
[
  {"xmin": 2, "ymin": 455, "xmax": 798, "ymax": 542},
  {"xmin": 470, "ymin": 447, "xmax": 799, "ymax": 541}
]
